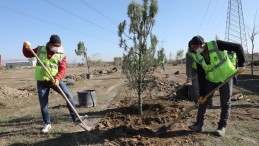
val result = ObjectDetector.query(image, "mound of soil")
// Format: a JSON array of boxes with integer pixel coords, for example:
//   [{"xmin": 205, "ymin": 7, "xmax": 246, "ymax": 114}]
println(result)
[
  {"xmin": 0, "ymin": 86, "xmax": 33, "ymax": 99},
  {"xmin": 89, "ymin": 97, "xmax": 200, "ymax": 145}
]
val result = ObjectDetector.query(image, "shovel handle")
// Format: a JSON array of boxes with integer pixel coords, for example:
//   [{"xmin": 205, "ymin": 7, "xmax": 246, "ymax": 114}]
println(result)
[
  {"xmin": 165, "ymin": 71, "xmax": 238, "ymax": 129},
  {"xmin": 28, "ymin": 48, "xmax": 88, "ymax": 129}
]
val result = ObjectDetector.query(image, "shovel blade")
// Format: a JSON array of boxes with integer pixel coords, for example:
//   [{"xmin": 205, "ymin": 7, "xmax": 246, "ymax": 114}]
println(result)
[
  {"xmin": 79, "ymin": 119, "xmax": 94, "ymax": 131},
  {"xmin": 155, "ymin": 125, "xmax": 168, "ymax": 135}
]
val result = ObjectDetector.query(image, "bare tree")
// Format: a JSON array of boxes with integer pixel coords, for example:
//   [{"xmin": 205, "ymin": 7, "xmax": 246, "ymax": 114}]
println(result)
[
  {"xmin": 247, "ymin": 10, "xmax": 259, "ymax": 76},
  {"xmin": 118, "ymin": 0, "xmax": 162, "ymax": 114}
]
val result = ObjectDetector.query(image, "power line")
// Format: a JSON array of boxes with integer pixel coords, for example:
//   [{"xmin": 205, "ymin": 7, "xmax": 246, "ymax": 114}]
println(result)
[
  {"xmin": 43, "ymin": 0, "xmax": 116, "ymax": 35},
  {"xmin": 0, "ymin": 4, "xmax": 116, "ymax": 44},
  {"xmin": 78, "ymin": 0, "xmax": 118, "ymax": 25},
  {"xmin": 203, "ymin": 0, "xmax": 219, "ymax": 34},
  {"xmin": 197, "ymin": 0, "xmax": 212, "ymax": 34}
]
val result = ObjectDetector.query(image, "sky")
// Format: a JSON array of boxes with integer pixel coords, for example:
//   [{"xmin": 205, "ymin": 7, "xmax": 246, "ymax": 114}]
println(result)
[{"xmin": 0, "ymin": 0, "xmax": 258, "ymax": 64}]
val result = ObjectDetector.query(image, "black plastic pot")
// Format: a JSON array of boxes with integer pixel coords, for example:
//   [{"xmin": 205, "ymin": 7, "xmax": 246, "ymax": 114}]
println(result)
[
  {"xmin": 77, "ymin": 90, "xmax": 96, "ymax": 107},
  {"xmin": 86, "ymin": 73, "xmax": 93, "ymax": 79}
]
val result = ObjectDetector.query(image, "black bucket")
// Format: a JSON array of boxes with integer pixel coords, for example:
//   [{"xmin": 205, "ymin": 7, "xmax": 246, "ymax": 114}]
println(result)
[
  {"xmin": 77, "ymin": 90, "xmax": 96, "ymax": 107},
  {"xmin": 86, "ymin": 73, "xmax": 93, "ymax": 79}
]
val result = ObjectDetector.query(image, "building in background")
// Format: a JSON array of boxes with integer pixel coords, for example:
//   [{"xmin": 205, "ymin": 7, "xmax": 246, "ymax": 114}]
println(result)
[{"xmin": 4, "ymin": 59, "xmax": 36, "ymax": 68}]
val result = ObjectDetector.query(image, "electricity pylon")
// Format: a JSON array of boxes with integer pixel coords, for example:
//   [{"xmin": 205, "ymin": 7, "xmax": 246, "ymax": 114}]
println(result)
[{"xmin": 225, "ymin": 0, "xmax": 248, "ymax": 54}]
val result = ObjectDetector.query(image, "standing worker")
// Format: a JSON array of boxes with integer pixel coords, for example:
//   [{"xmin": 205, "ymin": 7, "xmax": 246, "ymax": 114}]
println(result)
[
  {"xmin": 188, "ymin": 35, "xmax": 245, "ymax": 136},
  {"xmin": 22, "ymin": 34, "xmax": 83, "ymax": 133},
  {"xmin": 160, "ymin": 57, "xmax": 165, "ymax": 72}
]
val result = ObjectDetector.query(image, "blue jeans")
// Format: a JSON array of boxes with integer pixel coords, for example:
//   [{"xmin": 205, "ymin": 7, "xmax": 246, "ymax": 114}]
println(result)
[
  {"xmin": 37, "ymin": 80, "xmax": 77, "ymax": 124},
  {"xmin": 196, "ymin": 78, "xmax": 232, "ymax": 128}
]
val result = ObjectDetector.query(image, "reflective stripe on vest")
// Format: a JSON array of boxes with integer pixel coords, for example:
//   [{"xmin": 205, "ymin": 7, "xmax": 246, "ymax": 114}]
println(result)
[
  {"xmin": 228, "ymin": 52, "xmax": 237, "ymax": 67},
  {"xmin": 34, "ymin": 46, "xmax": 63, "ymax": 81},
  {"xmin": 192, "ymin": 41, "xmax": 236, "ymax": 83}
]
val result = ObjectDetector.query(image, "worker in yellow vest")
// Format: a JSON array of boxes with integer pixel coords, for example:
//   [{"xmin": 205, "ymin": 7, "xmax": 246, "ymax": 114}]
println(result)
[
  {"xmin": 23, "ymin": 35, "xmax": 84, "ymax": 133},
  {"xmin": 188, "ymin": 35, "xmax": 245, "ymax": 136},
  {"xmin": 160, "ymin": 58, "xmax": 165, "ymax": 72}
]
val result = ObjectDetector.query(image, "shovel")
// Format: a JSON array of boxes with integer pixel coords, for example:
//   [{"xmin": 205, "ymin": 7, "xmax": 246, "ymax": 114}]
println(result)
[
  {"xmin": 167, "ymin": 75, "xmax": 197, "ymax": 100},
  {"xmin": 155, "ymin": 72, "xmax": 238, "ymax": 135},
  {"xmin": 28, "ymin": 47, "xmax": 94, "ymax": 131}
]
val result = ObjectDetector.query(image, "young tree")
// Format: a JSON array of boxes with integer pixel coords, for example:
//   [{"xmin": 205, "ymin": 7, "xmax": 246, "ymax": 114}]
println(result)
[
  {"xmin": 247, "ymin": 11, "xmax": 259, "ymax": 76},
  {"xmin": 75, "ymin": 41, "xmax": 91, "ymax": 72},
  {"xmin": 118, "ymin": 0, "xmax": 162, "ymax": 114}
]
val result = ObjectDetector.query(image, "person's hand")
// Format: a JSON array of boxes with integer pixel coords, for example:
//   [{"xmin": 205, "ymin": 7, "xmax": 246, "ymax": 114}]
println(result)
[
  {"xmin": 52, "ymin": 78, "xmax": 59, "ymax": 86},
  {"xmin": 199, "ymin": 96, "xmax": 207, "ymax": 104},
  {"xmin": 23, "ymin": 41, "xmax": 31, "ymax": 50},
  {"xmin": 237, "ymin": 67, "xmax": 246, "ymax": 74}
]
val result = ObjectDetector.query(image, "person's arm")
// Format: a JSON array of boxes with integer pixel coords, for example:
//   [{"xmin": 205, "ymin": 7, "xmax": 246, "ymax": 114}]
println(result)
[
  {"xmin": 23, "ymin": 46, "xmax": 38, "ymax": 58},
  {"xmin": 54, "ymin": 56, "xmax": 66, "ymax": 80},
  {"xmin": 186, "ymin": 53, "xmax": 193, "ymax": 79},
  {"xmin": 196, "ymin": 63, "xmax": 206, "ymax": 97},
  {"xmin": 216, "ymin": 40, "xmax": 245, "ymax": 67}
]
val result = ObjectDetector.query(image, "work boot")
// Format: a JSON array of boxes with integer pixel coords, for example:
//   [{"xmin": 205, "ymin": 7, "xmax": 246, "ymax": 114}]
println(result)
[
  {"xmin": 74, "ymin": 115, "xmax": 88, "ymax": 125},
  {"xmin": 188, "ymin": 122, "xmax": 203, "ymax": 132},
  {"xmin": 41, "ymin": 124, "xmax": 51, "ymax": 133},
  {"xmin": 216, "ymin": 126, "xmax": 226, "ymax": 136}
]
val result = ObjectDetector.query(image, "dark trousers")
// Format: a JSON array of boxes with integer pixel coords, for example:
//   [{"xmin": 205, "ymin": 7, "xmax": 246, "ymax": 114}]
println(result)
[
  {"xmin": 37, "ymin": 80, "xmax": 77, "ymax": 124},
  {"xmin": 196, "ymin": 78, "xmax": 232, "ymax": 128}
]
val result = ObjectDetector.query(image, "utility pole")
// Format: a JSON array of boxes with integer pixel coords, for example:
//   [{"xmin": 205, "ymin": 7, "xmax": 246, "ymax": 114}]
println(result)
[
  {"xmin": 225, "ymin": 0, "xmax": 248, "ymax": 55},
  {"xmin": 159, "ymin": 40, "xmax": 166, "ymax": 62},
  {"xmin": 159, "ymin": 40, "xmax": 166, "ymax": 48}
]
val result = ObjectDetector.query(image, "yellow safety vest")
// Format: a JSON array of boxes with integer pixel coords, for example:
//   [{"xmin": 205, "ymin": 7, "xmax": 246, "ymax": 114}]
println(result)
[
  {"xmin": 187, "ymin": 52, "xmax": 197, "ymax": 70},
  {"xmin": 35, "ymin": 46, "xmax": 64, "ymax": 81},
  {"xmin": 191, "ymin": 41, "xmax": 236, "ymax": 83},
  {"xmin": 227, "ymin": 52, "xmax": 237, "ymax": 67}
]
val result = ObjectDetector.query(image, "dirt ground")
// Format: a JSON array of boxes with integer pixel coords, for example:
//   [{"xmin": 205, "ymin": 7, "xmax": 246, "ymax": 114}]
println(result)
[{"xmin": 0, "ymin": 64, "xmax": 258, "ymax": 146}]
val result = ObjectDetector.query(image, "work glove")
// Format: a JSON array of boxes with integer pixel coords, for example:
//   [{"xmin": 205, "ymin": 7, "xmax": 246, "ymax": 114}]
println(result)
[
  {"xmin": 52, "ymin": 78, "xmax": 59, "ymax": 86},
  {"xmin": 237, "ymin": 67, "xmax": 246, "ymax": 74},
  {"xmin": 23, "ymin": 41, "xmax": 31, "ymax": 49},
  {"xmin": 199, "ymin": 96, "xmax": 207, "ymax": 104}
]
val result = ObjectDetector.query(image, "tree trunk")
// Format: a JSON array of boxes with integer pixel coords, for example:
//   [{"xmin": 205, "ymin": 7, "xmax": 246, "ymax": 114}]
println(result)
[
  {"xmin": 251, "ymin": 43, "xmax": 254, "ymax": 76},
  {"xmin": 138, "ymin": 52, "xmax": 143, "ymax": 114}
]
